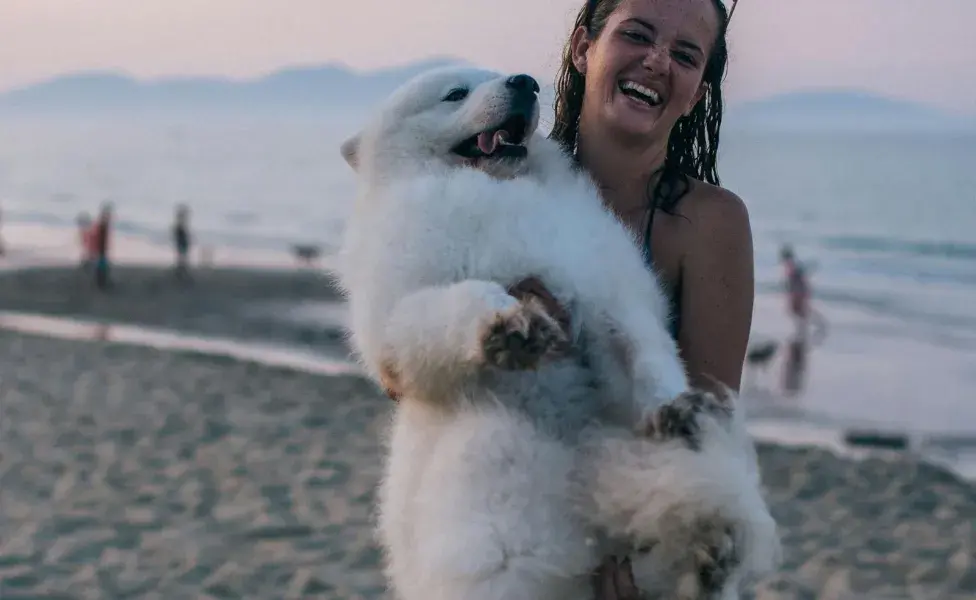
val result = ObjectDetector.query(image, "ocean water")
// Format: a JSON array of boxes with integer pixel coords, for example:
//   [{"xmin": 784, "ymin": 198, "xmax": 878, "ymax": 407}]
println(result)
[
  {"xmin": 720, "ymin": 130, "xmax": 976, "ymax": 352},
  {"xmin": 0, "ymin": 116, "xmax": 365, "ymax": 254},
  {"xmin": 1, "ymin": 116, "xmax": 975, "ymax": 442}
]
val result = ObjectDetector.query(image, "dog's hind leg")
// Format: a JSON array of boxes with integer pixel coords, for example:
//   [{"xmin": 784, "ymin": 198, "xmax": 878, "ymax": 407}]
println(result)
[
  {"xmin": 377, "ymin": 279, "xmax": 567, "ymax": 402},
  {"xmin": 578, "ymin": 390, "xmax": 779, "ymax": 600},
  {"xmin": 401, "ymin": 409, "xmax": 597, "ymax": 600}
]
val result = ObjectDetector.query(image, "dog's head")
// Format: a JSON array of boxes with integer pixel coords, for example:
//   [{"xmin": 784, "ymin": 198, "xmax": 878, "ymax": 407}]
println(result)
[{"xmin": 340, "ymin": 66, "xmax": 548, "ymax": 181}]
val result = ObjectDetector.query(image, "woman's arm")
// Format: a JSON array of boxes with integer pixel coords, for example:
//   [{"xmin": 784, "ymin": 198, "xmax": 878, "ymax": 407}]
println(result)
[{"xmin": 677, "ymin": 187, "xmax": 755, "ymax": 392}]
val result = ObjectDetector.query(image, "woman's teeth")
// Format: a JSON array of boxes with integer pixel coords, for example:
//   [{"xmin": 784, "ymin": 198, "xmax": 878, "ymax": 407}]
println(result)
[{"xmin": 619, "ymin": 80, "xmax": 662, "ymax": 107}]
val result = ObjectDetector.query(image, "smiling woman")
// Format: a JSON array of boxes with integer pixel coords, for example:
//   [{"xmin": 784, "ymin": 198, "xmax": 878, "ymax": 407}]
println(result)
[
  {"xmin": 545, "ymin": 0, "xmax": 754, "ymax": 596},
  {"xmin": 549, "ymin": 0, "xmax": 750, "ymax": 393}
]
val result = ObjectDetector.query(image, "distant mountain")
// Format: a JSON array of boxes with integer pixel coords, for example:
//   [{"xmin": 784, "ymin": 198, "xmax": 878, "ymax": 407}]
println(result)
[
  {"xmin": 724, "ymin": 89, "xmax": 974, "ymax": 132},
  {"xmin": 1, "ymin": 63, "xmax": 972, "ymax": 133},
  {"xmin": 0, "ymin": 57, "xmax": 468, "ymax": 117}
]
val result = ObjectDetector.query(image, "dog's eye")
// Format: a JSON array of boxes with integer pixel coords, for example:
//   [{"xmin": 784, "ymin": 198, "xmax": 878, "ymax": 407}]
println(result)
[{"xmin": 442, "ymin": 88, "xmax": 469, "ymax": 102}]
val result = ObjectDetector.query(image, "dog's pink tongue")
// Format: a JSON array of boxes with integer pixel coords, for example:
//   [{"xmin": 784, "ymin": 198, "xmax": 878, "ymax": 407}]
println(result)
[{"xmin": 476, "ymin": 130, "xmax": 509, "ymax": 155}]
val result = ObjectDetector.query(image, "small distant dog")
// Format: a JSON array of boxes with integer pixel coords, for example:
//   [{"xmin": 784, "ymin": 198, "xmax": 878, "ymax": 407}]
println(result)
[
  {"xmin": 291, "ymin": 243, "xmax": 321, "ymax": 266},
  {"xmin": 741, "ymin": 340, "xmax": 779, "ymax": 392},
  {"xmin": 746, "ymin": 341, "xmax": 779, "ymax": 367},
  {"xmin": 746, "ymin": 340, "xmax": 779, "ymax": 372},
  {"xmin": 334, "ymin": 67, "xmax": 780, "ymax": 600}
]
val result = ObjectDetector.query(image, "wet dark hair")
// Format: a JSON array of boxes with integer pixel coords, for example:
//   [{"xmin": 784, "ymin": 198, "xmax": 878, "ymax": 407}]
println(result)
[{"xmin": 550, "ymin": 0, "xmax": 732, "ymax": 217}]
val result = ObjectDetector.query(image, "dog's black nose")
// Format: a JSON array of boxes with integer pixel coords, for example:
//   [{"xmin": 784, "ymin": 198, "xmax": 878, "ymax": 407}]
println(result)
[{"xmin": 506, "ymin": 74, "xmax": 540, "ymax": 94}]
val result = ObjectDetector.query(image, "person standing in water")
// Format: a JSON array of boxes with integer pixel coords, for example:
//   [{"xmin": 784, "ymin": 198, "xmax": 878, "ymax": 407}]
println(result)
[
  {"xmin": 779, "ymin": 244, "xmax": 811, "ymax": 337},
  {"xmin": 172, "ymin": 204, "xmax": 192, "ymax": 282},
  {"xmin": 92, "ymin": 203, "xmax": 113, "ymax": 290},
  {"xmin": 778, "ymin": 244, "xmax": 828, "ymax": 396}
]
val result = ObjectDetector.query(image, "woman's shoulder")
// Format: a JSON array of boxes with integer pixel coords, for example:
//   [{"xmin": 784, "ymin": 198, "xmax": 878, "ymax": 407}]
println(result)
[{"xmin": 678, "ymin": 178, "xmax": 752, "ymax": 256}]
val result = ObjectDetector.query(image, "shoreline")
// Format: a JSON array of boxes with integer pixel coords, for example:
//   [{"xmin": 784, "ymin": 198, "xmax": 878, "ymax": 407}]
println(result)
[
  {"xmin": 0, "ymin": 259, "xmax": 975, "ymax": 485},
  {"xmin": 2, "ymin": 299, "xmax": 975, "ymax": 486},
  {"xmin": 5, "ymin": 219, "xmax": 972, "ymax": 435},
  {"xmin": 0, "ymin": 264, "xmax": 348, "ymax": 354},
  {"xmin": 0, "ymin": 309, "xmax": 361, "ymax": 378}
]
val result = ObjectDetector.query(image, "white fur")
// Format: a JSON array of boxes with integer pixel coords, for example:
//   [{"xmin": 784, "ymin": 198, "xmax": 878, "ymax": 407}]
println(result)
[{"xmin": 334, "ymin": 66, "xmax": 781, "ymax": 600}]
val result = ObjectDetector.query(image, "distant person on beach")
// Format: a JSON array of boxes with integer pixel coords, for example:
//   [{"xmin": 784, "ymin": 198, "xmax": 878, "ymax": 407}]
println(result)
[
  {"xmin": 780, "ymin": 244, "xmax": 811, "ymax": 336},
  {"xmin": 92, "ymin": 203, "xmax": 113, "ymax": 289},
  {"xmin": 172, "ymin": 204, "xmax": 192, "ymax": 282},
  {"xmin": 778, "ymin": 244, "xmax": 828, "ymax": 397}
]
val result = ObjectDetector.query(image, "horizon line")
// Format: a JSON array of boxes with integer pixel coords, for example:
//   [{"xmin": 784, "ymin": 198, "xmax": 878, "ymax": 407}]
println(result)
[{"xmin": 1, "ymin": 59, "xmax": 972, "ymax": 118}]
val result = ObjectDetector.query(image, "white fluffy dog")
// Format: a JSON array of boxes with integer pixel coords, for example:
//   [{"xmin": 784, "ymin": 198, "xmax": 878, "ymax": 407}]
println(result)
[{"xmin": 334, "ymin": 66, "xmax": 780, "ymax": 600}]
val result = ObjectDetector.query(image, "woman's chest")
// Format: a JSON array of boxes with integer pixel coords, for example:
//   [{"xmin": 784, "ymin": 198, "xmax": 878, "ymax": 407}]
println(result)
[{"xmin": 617, "ymin": 208, "xmax": 686, "ymax": 292}]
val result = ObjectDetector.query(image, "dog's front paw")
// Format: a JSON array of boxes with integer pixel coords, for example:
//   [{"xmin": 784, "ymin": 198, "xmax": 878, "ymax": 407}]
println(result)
[
  {"xmin": 637, "ymin": 390, "xmax": 731, "ymax": 451},
  {"xmin": 676, "ymin": 521, "xmax": 738, "ymax": 600},
  {"xmin": 480, "ymin": 297, "xmax": 568, "ymax": 370}
]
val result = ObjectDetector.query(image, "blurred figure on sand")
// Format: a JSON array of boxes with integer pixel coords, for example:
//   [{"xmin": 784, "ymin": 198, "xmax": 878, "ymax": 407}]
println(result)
[
  {"xmin": 172, "ymin": 204, "xmax": 192, "ymax": 283},
  {"xmin": 93, "ymin": 203, "xmax": 113, "ymax": 290}
]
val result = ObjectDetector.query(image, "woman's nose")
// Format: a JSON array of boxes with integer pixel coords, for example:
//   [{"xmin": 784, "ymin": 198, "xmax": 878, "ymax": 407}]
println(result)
[{"xmin": 641, "ymin": 45, "xmax": 670, "ymax": 73}]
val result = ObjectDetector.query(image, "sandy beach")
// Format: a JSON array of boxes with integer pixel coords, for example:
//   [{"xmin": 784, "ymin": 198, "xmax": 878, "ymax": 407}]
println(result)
[
  {"xmin": 1, "ymin": 326, "xmax": 975, "ymax": 599},
  {"xmin": 0, "ymin": 251, "xmax": 975, "ymax": 598},
  {"xmin": 0, "ymin": 330, "xmax": 388, "ymax": 600}
]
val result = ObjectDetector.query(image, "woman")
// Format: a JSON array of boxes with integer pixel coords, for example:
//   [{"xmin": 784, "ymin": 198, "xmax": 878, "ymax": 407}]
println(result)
[
  {"xmin": 541, "ymin": 0, "xmax": 753, "ymax": 596},
  {"xmin": 550, "ymin": 0, "xmax": 752, "ymax": 390}
]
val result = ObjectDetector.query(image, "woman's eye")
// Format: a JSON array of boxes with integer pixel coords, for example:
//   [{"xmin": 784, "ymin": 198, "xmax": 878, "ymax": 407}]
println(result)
[
  {"xmin": 673, "ymin": 51, "xmax": 697, "ymax": 67},
  {"xmin": 622, "ymin": 30, "xmax": 650, "ymax": 43},
  {"xmin": 443, "ymin": 88, "xmax": 469, "ymax": 102}
]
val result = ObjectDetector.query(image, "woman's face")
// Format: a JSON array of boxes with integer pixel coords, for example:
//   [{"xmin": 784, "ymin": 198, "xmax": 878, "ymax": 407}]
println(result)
[{"xmin": 572, "ymin": 0, "xmax": 719, "ymax": 143}]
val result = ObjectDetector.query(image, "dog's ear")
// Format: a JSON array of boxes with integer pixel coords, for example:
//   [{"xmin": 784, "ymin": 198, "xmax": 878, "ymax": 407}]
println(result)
[{"xmin": 340, "ymin": 133, "xmax": 361, "ymax": 171}]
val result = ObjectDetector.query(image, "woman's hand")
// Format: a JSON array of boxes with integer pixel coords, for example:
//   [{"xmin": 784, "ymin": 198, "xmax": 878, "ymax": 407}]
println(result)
[
  {"xmin": 381, "ymin": 276, "xmax": 571, "ymax": 401},
  {"xmin": 506, "ymin": 275, "xmax": 572, "ymax": 335},
  {"xmin": 592, "ymin": 557, "xmax": 641, "ymax": 600}
]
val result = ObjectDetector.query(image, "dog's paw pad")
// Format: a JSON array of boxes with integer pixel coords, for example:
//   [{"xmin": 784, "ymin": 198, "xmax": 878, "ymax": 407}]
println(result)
[
  {"xmin": 639, "ymin": 390, "xmax": 733, "ymax": 450},
  {"xmin": 694, "ymin": 526, "xmax": 738, "ymax": 596},
  {"xmin": 639, "ymin": 402, "xmax": 702, "ymax": 449},
  {"xmin": 639, "ymin": 391, "xmax": 710, "ymax": 449},
  {"xmin": 681, "ymin": 389, "xmax": 733, "ymax": 416},
  {"xmin": 481, "ymin": 298, "xmax": 567, "ymax": 370}
]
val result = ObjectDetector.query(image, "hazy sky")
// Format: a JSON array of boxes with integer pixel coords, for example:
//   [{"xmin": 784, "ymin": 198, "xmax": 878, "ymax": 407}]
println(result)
[{"xmin": 2, "ymin": 0, "xmax": 974, "ymax": 112}]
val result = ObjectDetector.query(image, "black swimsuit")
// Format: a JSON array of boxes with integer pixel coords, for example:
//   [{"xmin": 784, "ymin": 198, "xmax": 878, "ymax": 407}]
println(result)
[{"xmin": 642, "ymin": 206, "xmax": 682, "ymax": 342}]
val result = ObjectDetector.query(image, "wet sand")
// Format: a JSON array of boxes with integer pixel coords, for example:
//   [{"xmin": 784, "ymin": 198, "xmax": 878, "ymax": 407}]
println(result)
[{"xmin": 0, "ymin": 265, "xmax": 347, "ymax": 352}]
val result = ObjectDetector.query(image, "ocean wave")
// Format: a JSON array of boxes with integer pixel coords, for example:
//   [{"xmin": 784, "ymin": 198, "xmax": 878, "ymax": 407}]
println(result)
[
  {"xmin": 821, "ymin": 233, "xmax": 976, "ymax": 261},
  {"xmin": 1, "ymin": 207, "xmax": 335, "ymax": 254},
  {"xmin": 756, "ymin": 279, "xmax": 976, "ymax": 344}
]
